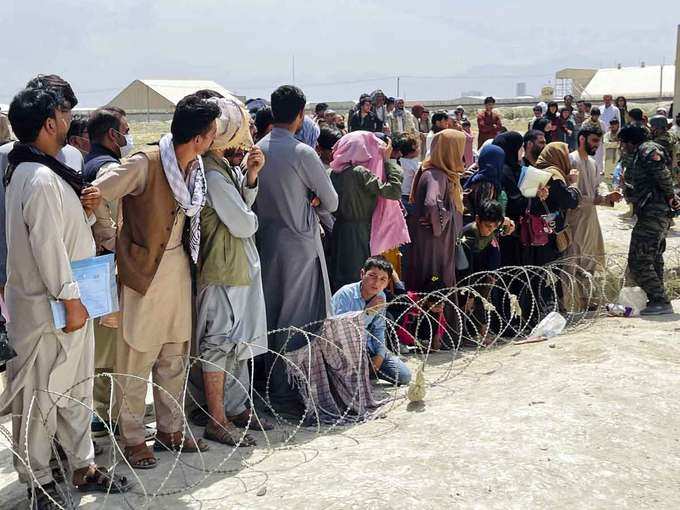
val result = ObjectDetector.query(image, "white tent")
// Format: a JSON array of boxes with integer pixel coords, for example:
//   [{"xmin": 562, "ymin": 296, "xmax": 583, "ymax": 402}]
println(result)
[
  {"xmin": 581, "ymin": 65, "xmax": 675, "ymax": 100},
  {"xmin": 106, "ymin": 79, "xmax": 237, "ymax": 114}
]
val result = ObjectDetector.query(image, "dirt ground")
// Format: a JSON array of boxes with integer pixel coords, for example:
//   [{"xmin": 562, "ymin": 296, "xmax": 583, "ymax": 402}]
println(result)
[{"xmin": 1, "ymin": 206, "xmax": 679, "ymax": 509}]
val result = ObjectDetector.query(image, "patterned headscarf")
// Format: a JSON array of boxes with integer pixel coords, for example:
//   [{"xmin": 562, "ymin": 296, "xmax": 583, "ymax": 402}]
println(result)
[{"xmin": 208, "ymin": 97, "xmax": 253, "ymax": 152}]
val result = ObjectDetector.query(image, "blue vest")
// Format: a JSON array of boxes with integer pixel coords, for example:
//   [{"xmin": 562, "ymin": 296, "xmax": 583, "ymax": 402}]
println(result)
[{"xmin": 83, "ymin": 144, "xmax": 119, "ymax": 182}]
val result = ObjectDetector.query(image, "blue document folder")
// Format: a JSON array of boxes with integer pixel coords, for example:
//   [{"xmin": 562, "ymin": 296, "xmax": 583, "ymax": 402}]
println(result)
[{"xmin": 50, "ymin": 254, "xmax": 118, "ymax": 330}]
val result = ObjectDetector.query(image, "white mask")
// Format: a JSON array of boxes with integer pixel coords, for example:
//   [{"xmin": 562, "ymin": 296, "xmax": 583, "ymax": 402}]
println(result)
[{"xmin": 120, "ymin": 134, "xmax": 134, "ymax": 158}]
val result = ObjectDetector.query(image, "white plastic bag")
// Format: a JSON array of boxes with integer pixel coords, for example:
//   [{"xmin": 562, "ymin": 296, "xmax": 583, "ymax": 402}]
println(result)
[
  {"xmin": 616, "ymin": 286, "xmax": 647, "ymax": 317},
  {"xmin": 529, "ymin": 311, "xmax": 567, "ymax": 339}
]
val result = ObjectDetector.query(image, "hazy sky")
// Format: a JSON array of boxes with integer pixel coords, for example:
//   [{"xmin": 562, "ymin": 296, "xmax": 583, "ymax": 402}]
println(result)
[{"xmin": 1, "ymin": 0, "xmax": 678, "ymax": 107}]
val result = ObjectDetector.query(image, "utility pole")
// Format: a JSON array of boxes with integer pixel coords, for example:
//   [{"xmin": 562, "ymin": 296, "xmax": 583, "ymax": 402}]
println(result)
[
  {"xmin": 396, "ymin": 76, "xmax": 400, "ymax": 97},
  {"xmin": 660, "ymin": 59, "xmax": 664, "ymax": 99},
  {"xmin": 292, "ymin": 55, "xmax": 296, "ymax": 85},
  {"xmin": 674, "ymin": 25, "xmax": 680, "ymax": 117}
]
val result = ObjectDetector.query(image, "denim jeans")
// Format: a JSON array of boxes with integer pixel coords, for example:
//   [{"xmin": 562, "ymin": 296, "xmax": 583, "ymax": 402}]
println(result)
[{"xmin": 377, "ymin": 351, "xmax": 412, "ymax": 386}]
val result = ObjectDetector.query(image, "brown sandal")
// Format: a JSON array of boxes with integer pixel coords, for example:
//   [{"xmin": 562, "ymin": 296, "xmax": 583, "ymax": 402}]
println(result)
[
  {"xmin": 124, "ymin": 443, "xmax": 157, "ymax": 470},
  {"xmin": 204, "ymin": 421, "xmax": 256, "ymax": 447},
  {"xmin": 153, "ymin": 431, "xmax": 209, "ymax": 453}
]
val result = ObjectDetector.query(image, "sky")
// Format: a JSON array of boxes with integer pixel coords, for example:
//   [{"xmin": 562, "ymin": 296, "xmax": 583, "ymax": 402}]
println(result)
[{"xmin": 1, "ymin": 0, "xmax": 679, "ymax": 107}]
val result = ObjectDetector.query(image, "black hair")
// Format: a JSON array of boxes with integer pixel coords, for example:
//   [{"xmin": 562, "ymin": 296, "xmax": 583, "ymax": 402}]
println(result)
[
  {"xmin": 563, "ymin": 95, "xmax": 574, "ymax": 101},
  {"xmin": 315, "ymin": 102, "xmax": 328, "ymax": 114},
  {"xmin": 523, "ymin": 129, "xmax": 545, "ymax": 147},
  {"xmin": 362, "ymin": 256, "xmax": 393, "ymax": 275},
  {"xmin": 255, "ymin": 107, "xmax": 274, "ymax": 136},
  {"xmin": 431, "ymin": 111, "xmax": 449, "ymax": 130},
  {"xmin": 8, "ymin": 87, "xmax": 60, "ymax": 143},
  {"xmin": 533, "ymin": 105, "xmax": 543, "ymax": 112},
  {"xmin": 583, "ymin": 102, "xmax": 592, "ymax": 109},
  {"xmin": 559, "ymin": 106, "xmax": 571, "ymax": 116},
  {"xmin": 170, "ymin": 94, "xmax": 221, "ymax": 145},
  {"xmin": 317, "ymin": 126, "xmax": 342, "ymax": 151},
  {"xmin": 477, "ymin": 200, "xmax": 504, "ymax": 223},
  {"xmin": 271, "ymin": 85, "xmax": 306, "ymax": 124},
  {"xmin": 87, "ymin": 108, "xmax": 125, "ymax": 143},
  {"xmin": 194, "ymin": 89, "xmax": 224, "ymax": 100},
  {"xmin": 577, "ymin": 123, "xmax": 603, "ymax": 143},
  {"xmin": 618, "ymin": 125, "xmax": 647, "ymax": 145},
  {"xmin": 462, "ymin": 119, "xmax": 471, "ymax": 127},
  {"xmin": 394, "ymin": 132, "xmax": 419, "ymax": 155},
  {"xmin": 25, "ymin": 74, "xmax": 78, "ymax": 109},
  {"xmin": 609, "ymin": 118, "xmax": 620, "ymax": 125},
  {"xmin": 484, "ymin": 96, "xmax": 495, "ymax": 105},
  {"xmin": 590, "ymin": 106, "xmax": 601, "ymax": 116},
  {"xmin": 615, "ymin": 96, "xmax": 627, "ymax": 109},
  {"xmin": 386, "ymin": 97, "xmax": 395, "ymax": 105},
  {"xmin": 532, "ymin": 118, "xmax": 550, "ymax": 133},
  {"xmin": 359, "ymin": 97, "xmax": 372, "ymax": 107},
  {"xmin": 628, "ymin": 108, "xmax": 644, "ymax": 122},
  {"xmin": 67, "ymin": 115, "xmax": 89, "ymax": 140}
]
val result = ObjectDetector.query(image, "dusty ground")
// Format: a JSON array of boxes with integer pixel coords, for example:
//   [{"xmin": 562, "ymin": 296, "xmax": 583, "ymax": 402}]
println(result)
[{"xmin": 1, "ymin": 207, "xmax": 679, "ymax": 509}]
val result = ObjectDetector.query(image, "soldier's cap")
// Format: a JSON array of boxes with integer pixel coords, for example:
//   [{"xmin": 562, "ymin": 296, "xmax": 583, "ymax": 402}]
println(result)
[
  {"xmin": 618, "ymin": 125, "xmax": 648, "ymax": 144},
  {"xmin": 649, "ymin": 115, "xmax": 669, "ymax": 130}
]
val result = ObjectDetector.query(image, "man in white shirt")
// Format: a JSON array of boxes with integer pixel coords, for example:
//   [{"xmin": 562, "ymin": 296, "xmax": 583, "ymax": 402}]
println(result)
[{"xmin": 599, "ymin": 94, "xmax": 620, "ymax": 127}]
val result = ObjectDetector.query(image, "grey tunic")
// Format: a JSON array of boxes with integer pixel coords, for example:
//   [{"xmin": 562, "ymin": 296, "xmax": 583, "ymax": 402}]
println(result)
[
  {"xmin": 255, "ymin": 127, "xmax": 338, "ymax": 411},
  {"xmin": 196, "ymin": 165, "xmax": 268, "ymax": 362}
]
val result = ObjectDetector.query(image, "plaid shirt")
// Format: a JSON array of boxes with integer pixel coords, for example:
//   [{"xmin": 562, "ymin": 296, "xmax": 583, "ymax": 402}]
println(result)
[{"xmin": 285, "ymin": 311, "xmax": 381, "ymax": 425}]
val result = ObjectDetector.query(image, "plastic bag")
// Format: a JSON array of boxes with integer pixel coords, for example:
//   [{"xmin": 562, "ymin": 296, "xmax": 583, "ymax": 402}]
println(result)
[
  {"xmin": 616, "ymin": 286, "xmax": 647, "ymax": 316},
  {"xmin": 529, "ymin": 311, "xmax": 567, "ymax": 339}
]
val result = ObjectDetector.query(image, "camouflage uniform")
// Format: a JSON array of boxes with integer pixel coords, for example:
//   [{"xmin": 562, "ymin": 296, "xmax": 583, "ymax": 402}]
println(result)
[
  {"xmin": 652, "ymin": 130, "xmax": 679, "ymax": 189},
  {"xmin": 625, "ymin": 141, "xmax": 675, "ymax": 305},
  {"xmin": 620, "ymin": 121, "xmax": 651, "ymax": 179}
]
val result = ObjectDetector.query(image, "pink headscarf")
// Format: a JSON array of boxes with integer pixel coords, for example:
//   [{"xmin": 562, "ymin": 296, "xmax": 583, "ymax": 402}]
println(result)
[{"xmin": 330, "ymin": 131, "xmax": 410, "ymax": 255}]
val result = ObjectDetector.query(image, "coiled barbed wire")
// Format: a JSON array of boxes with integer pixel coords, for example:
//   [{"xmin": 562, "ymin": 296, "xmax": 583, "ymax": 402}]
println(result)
[{"xmin": 1, "ymin": 251, "xmax": 679, "ymax": 508}]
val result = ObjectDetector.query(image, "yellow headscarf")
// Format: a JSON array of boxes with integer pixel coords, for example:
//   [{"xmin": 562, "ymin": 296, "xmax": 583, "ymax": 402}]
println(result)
[
  {"xmin": 535, "ymin": 142, "xmax": 571, "ymax": 182},
  {"xmin": 414, "ymin": 129, "xmax": 466, "ymax": 213}
]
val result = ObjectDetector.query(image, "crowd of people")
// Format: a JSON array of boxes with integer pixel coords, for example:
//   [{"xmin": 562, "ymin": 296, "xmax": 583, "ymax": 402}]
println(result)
[{"xmin": 0, "ymin": 74, "xmax": 679, "ymax": 509}]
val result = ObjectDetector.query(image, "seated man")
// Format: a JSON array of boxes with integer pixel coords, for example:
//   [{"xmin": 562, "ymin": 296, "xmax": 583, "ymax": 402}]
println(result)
[{"xmin": 331, "ymin": 257, "xmax": 411, "ymax": 386}]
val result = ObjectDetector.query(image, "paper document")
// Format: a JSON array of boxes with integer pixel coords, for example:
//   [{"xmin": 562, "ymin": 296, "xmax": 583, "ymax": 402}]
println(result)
[
  {"xmin": 50, "ymin": 254, "xmax": 118, "ymax": 330},
  {"xmin": 518, "ymin": 166, "xmax": 553, "ymax": 198}
]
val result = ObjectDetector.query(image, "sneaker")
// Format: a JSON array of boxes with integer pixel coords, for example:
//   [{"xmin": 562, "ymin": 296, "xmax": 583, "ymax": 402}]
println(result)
[{"xmin": 640, "ymin": 302, "xmax": 674, "ymax": 316}]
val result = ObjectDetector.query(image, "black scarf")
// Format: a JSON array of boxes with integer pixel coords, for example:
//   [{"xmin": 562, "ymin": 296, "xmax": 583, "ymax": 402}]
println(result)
[{"xmin": 5, "ymin": 143, "xmax": 85, "ymax": 195}]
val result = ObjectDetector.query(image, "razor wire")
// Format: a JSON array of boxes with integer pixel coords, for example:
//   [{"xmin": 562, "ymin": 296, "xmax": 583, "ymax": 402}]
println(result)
[{"xmin": 1, "ymin": 249, "xmax": 679, "ymax": 509}]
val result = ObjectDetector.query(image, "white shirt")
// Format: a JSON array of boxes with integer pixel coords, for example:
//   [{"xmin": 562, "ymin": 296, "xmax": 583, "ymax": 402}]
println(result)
[
  {"xmin": 397, "ymin": 157, "xmax": 419, "ymax": 196},
  {"xmin": 600, "ymin": 104, "xmax": 621, "ymax": 127}
]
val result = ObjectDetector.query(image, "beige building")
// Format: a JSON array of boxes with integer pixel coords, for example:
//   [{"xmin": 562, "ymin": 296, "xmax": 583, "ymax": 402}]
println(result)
[{"xmin": 106, "ymin": 79, "xmax": 238, "ymax": 120}]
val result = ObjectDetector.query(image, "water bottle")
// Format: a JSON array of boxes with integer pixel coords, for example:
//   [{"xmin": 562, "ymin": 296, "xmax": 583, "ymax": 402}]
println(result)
[{"xmin": 606, "ymin": 304, "xmax": 633, "ymax": 317}]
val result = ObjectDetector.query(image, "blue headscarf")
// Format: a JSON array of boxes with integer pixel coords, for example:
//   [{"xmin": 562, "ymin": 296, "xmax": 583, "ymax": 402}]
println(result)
[
  {"xmin": 464, "ymin": 144, "xmax": 505, "ymax": 191},
  {"xmin": 295, "ymin": 116, "xmax": 321, "ymax": 148}
]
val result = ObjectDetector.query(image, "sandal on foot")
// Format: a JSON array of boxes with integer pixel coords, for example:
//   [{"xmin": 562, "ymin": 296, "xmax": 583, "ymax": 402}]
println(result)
[
  {"xmin": 28, "ymin": 481, "xmax": 65, "ymax": 510},
  {"xmin": 228, "ymin": 409, "xmax": 275, "ymax": 431},
  {"xmin": 74, "ymin": 466, "xmax": 131, "ymax": 494},
  {"xmin": 124, "ymin": 443, "xmax": 157, "ymax": 470},
  {"xmin": 153, "ymin": 431, "xmax": 209, "ymax": 453},
  {"xmin": 204, "ymin": 421, "xmax": 256, "ymax": 447}
]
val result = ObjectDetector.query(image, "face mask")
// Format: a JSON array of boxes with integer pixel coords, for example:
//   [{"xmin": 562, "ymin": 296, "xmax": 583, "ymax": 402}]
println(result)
[{"xmin": 118, "ymin": 133, "xmax": 134, "ymax": 158}]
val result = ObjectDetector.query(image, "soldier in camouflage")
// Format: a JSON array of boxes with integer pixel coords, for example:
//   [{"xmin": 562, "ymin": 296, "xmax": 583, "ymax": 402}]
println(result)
[
  {"xmin": 650, "ymin": 115, "xmax": 679, "ymax": 189},
  {"xmin": 619, "ymin": 125, "xmax": 680, "ymax": 315}
]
